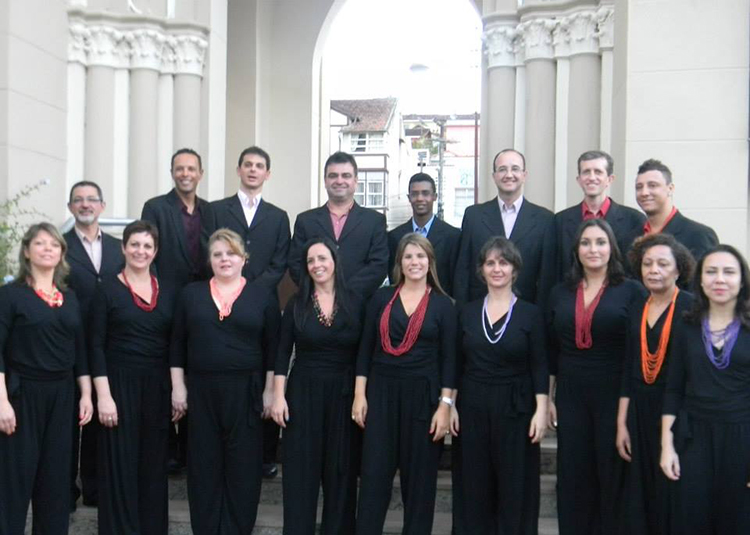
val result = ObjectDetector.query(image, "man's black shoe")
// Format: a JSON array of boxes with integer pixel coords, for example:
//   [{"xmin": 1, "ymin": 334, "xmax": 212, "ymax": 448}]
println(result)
[{"xmin": 262, "ymin": 463, "xmax": 278, "ymax": 479}]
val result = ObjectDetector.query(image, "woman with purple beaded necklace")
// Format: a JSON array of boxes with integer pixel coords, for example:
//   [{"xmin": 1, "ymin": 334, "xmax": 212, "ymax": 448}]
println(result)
[{"xmin": 661, "ymin": 244, "xmax": 750, "ymax": 534}]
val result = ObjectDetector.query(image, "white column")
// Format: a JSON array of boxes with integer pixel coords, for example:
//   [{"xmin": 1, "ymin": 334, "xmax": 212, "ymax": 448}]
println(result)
[
  {"xmin": 157, "ymin": 71, "xmax": 175, "ymax": 194},
  {"xmin": 513, "ymin": 57, "xmax": 526, "ymax": 154},
  {"xmin": 597, "ymin": 7, "xmax": 615, "ymax": 154},
  {"xmin": 204, "ymin": 0, "xmax": 228, "ymax": 202},
  {"xmin": 172, "ymin": 35, "xmax": 207, "ymax": 153},
  {"xmin": 553, "ymin": 17, "xmax": 571, "ymax": 212},
  {"xmin": 66, "ymin": 24, "xmax": 88, "ymax": 203}
]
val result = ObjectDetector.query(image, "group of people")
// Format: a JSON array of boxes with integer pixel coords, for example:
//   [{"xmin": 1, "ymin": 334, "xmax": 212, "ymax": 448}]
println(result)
[{"xmin": 0, "ymin": 143, "xmax": 746, "ymax": 535}]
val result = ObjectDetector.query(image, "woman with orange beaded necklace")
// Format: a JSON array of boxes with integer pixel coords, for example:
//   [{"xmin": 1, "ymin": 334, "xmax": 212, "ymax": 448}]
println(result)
[
  {"xmin": 353, "ymin": 233, "xmax": 456, "ymax": 535},
  {"xmin": 616, "ymin": 233, "xmax": 694, "ymax": 535},
  {"xmin": 0, "ymin": 222, "xmax": 93, "ymax": 534}
]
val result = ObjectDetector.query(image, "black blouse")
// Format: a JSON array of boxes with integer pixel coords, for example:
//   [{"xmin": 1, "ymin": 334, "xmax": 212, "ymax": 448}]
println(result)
[
  {"xmin": 356, "ymin": 286, "xmax": 457, "ymax": 389},
  {"xmin": 620, "ymin": 290, "xmax": 693, "ymax": 397},
  {"xmin": 546, "ymin": 279, "xmax": 646, "ymax": 377},
  {"xmin": 170, "ymin": 280, "xmax": 280, "ymax": 373},
  {"xmin": 663, "ymin": 321, "xmax": 750, "ymax": 423},
  {"xmin": 88, "ymin": 276, "xmax": 177, "ymax": 377},
  {"xmin": 458, "ymin": 297, "xmax": 548, "ymax": 395},
  {"xmin": 275, "ymin": 292, "xmax": 364, "ymax": 376},
  {"xmin": 0, "ymin": 283, "xmax": 88, "ymax": 378}
]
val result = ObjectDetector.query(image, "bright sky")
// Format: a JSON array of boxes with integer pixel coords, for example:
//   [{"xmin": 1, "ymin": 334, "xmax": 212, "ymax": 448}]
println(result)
[{"xmin": 323, "ymin": 0, "xmax": 482, "ymax": 115}]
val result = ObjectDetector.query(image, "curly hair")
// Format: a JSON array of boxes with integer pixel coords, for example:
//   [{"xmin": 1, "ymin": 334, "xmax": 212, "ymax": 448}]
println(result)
[{"xmin": 627, "ymin": 233, "xmax": 695, "ymax": 288}]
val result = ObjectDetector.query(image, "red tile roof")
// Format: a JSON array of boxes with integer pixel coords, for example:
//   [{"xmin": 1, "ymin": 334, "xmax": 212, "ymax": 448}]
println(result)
[{"xmin": 331, "ymin": 98, "xmax": 398, "ymax": 133}]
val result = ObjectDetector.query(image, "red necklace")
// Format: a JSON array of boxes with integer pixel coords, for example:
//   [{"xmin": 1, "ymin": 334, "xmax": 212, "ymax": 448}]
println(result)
[
  {"xmin": 121, "ymin": 271, "xmax": 159, "ymax": 312},
  {"xmin": 35, "ymin": 285, "xmax": 64, "ymax": 308},
  {"xmin": 574, "ymin": 281, "xmax": 607, "ymax": 349},
  {"xmin": 379, "ymin": 285, "xmax": 431, "ymax": 356}
]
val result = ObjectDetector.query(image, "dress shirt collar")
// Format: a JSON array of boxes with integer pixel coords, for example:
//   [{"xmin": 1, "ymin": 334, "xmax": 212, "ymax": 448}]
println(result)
[
  {"xmin": 237, "ymin": 189, "xmax": 262, "ymax": 210},
  {"xmin": 498, "ymin": 195, "xmax": 524, "ymax": 214},
  {"xmin": 412, "ymin": 214, "xmax": 436, "ymax": 236},
  {"xmin": 74, "ymin": 225, "xmax": 102, "ymax": 244}
]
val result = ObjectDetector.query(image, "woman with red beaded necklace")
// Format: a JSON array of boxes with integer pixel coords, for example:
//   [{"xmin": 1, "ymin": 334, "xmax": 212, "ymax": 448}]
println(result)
[
  {"xmin": 88, "ymin": 220, "xmax": 178, "ymax": 535},
  {"xmin": 353, "ymin": 233, "xmax": 456, "ymax": 535},
  {"xmin": 0, "ymin": 222, "xmax": 93, "ymax": 534}
]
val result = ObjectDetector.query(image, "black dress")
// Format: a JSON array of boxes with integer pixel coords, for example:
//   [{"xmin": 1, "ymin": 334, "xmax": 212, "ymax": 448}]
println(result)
[
  {"xmin": 662, "ymin": 321, "xmax": 750, "ymax": 534},
  {"xmin": 170, "ymin": 280, "xmax": 280, "ymax": 535},
  {"xmin": 88, "ymin": 275, "xmax": 176, "ymax": 535},
  {"xmin": 619, "ymin": 291, "xmax": 692, "ymax": 535},
  {"xmin": 456, "ymin": 297, "xmax": 549, "ymax": 535},
  {"xmin": 546, "ymin": 279, "xmax": 646, "ymax": 535},
  {"xmin": 276, "ymin": 292, "xmax": 363, "ymax": 535},
  {"xmin": 355, "ymin": 286, "xmax": 457, "ymax": 535},
  {"xmin": 0, "ymin": 283, "xmax": 88, "ymax": 535}
]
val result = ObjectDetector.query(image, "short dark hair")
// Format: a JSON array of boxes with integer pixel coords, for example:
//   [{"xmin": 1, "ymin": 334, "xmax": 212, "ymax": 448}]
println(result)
[
  {"xmin": 69, "ymin": 181, "xmax": 104, "ymax": 203},
  {"xmin": 408, "ymin": 173, "xmax": 436, "ymax": 193},
  {"xmin": 637, "ymin": 158, "xmax": 673, "ymax": 185},
  {"xmin": 171, "ymin": 148, "xmax": 202, "ymax": 171},
  {"xmin": 566, "ymin": 219, "xmax": 626, "ymax": 287},
  {"xmin": 122, "ymin": 220, "xmax": 160, "ymax": 250},
  {"xmin": 578, "ymin": 150, "xmax": 614, "ymax": 176},
  {"xmin": 237, "ymin": 146, "xmax": 271, "ymax": 170},
  {"xmin": 492, "ymin": 149, "xmax": 526, "ymax": 172},
  {"xmin": 476, "ymin": 236, "xmax": 523, "ymax": 285},
  {"xmin": 324, "ymin": 151, "xmax": 358, "ymax": 176},
  {"xmin": 627, "ymin": 233, "xmax": 695, "ymax": 288}
]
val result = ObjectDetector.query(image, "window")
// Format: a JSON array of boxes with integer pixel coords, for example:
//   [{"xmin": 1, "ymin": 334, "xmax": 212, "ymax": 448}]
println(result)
[
  {"xmin": 351, "ymin": 133, "xmax": 385, "ymax": 153},
  {"xmin": 454, "ymin": 187, "xmax": 474, "ymax": 219},
  {"xmin": 354, "ymin": 170, "xmax": 386, "ymax": 210}
]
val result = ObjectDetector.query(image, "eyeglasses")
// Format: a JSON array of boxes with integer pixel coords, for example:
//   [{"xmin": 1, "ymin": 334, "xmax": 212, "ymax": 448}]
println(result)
[
  {"xmin": 70, "ymin": 197, "xmax": 102, "ymax": 205},
  {"xmin": 494, "ymin": 166, "xmax": 524, "ymax": 176}
]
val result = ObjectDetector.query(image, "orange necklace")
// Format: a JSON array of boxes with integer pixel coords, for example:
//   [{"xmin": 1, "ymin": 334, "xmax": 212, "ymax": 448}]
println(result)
[{"xmin": 640, "ymin": 287, "xmax": 679, "ymax": 384}]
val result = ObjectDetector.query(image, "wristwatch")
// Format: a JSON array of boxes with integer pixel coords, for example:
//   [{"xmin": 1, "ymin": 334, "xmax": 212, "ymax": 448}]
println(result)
[{"xmin": 439, "ymin": 396, "xmax": 454, "ymax": 407}]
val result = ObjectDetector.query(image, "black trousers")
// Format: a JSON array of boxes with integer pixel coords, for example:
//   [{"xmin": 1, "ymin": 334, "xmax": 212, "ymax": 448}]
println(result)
[
  {"xmin": 556, "ymin": 373, "xmax": 623, "ymax": 535},
  {"xmin": 263, "ymin": 417, "xmax": 280, "ymax": 464},
  {"xmin": 188, "ymin": 372, "xmax": 264, "ymax": 535},
  {"xmin": 281, "ymin": 366, "xmax": 357, "ymax": 535},
  {"xmin": 669, "ymin": 415, "xmax": 750, "ymax": 535},
  {"xmin": 0, "ymin": 375, "xmax": 74, "ymax": 535},
  {"xmin": 457, "ymin": 377, "xmax": 540, "ymax": 535},
  {"xmin": 621, "ymin": 384, "xmax": 670, "ymax": 535},
  {"xmin": 97, "ymin": 365, "xmax": 170, "ymax": 535},
  {"xmin": 71, "ymin": 383, "xmax": 99, "ymax": 504},
  {"xmin": 356, "ymin": 370, "xmax": 442, "ymax": 535}
]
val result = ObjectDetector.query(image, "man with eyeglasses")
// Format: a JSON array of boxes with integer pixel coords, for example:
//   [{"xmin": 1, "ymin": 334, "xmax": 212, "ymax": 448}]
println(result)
[
  {"xmin": 64, "ymin": 180, "xmax": 124, "ymax": 512},
  {"xmin": 454, "ymin": 148, "xmax": 555, "ymax": 305}
]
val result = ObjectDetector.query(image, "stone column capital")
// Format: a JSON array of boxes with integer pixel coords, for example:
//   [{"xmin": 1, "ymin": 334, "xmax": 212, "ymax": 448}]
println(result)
[
  {"xmin": 518, "ymin": 18, "xmax": 556, "ymax": 61},
  {"xmin": 566, "ymin": 11, "xmax": 599, "ymax": 56},
  {"xmin": 69, "ymin": 23, "xmax": 90, "ymax": 66},
  {"xmin": 552, "ymin": 17, "xmax": 571, "ymax": 58},
  {"xmin": 483, "ymin": 24, "xmax": 518, "ymax": 69},
  {"xmin": 129, "ymin": 29, "xmax": 166, "ymax": 71},
  {"xmin": 87, "ymin": 26, "xmax": 130, "ymax": 69},
  {"xmin": 596, "ymin": 6, "xmax": 615, "ymax": 51},
  {"xmin": 172, "ymin": 35, "xmax": 208, "ymax": 77}
]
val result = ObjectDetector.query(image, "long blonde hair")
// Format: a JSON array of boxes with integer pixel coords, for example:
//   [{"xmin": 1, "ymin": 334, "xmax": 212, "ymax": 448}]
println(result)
[
  {"xmin": 16, "ymin": 222, "xmax": 70, "ymax": 290},
  {"xmin": 391, "ymin": 232, "xmax": 447, "ymax": 296}
]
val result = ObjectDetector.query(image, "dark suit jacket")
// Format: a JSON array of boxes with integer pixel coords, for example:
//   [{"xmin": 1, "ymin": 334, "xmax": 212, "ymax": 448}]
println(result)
[
  {"xmin": 454, "ymin": 197, "xmax": 555, "ymax": 305},
  {"xmin": 208, "ymin": 195, "xmax": 290, "ymax": 289},
  {"xmin": 552, "ymin": 199, "xmax": 646, "ymax": 281},
  {"xmin": 387, "ymin": 217, "xmax": 460, "ymax": 296},
  {"xmin": 141, "ymin": 189, "xmax": 212, "ymax": 289},
  {"xmin": 288, "ymin": 203, "xmax": 388, "ymax": 299},
  {"xmin": 659, "ymin": 210, "xmax": 719, "ymax": 261},
  {"xmin": 64, "ymin": 228, "xmax": 124, "ymax": 322}
]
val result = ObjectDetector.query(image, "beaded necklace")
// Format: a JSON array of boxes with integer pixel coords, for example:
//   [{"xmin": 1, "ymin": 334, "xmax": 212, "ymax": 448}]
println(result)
[
  {"xmin": 34, "ymin": 285, "xmax": 64, "ymax": 308},
  {"xmin": 121, "ymin": 271, "xmax": 159, "ymax": 312},
  {"xmin": 379, "ymin": 285, "xmax": 431, "ymax": 357},
  {"xmin": 482, "ymin": 294, "xmax": 517, "ymax": 344},
  {"xmin": 640, "ymin": 287, "xmax": 679, "ymax": 384},
  {"xmin": 574, "ymin": 280, "xmax": 607, "ymax": 349},
  {"xmin": 312, "ymin": 292, "xmax": 337, "ymax": 327},
  {"xmin": 701, "ymin": 316, "xmax": 741, "ymax": 370}
]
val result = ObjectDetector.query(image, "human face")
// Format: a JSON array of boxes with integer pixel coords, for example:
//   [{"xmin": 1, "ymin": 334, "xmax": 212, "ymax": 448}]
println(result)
[
  {"xmin": 324, "ymin": 162, "xmax": 358, "ymax": 204},
  {"xmin": 171, "ymin": 153, "xmax": 204, "ymax": 195},
  {"xmin": 577, "ymin": 158, "xmax": 614, "ymax": 199},
  {"xmin": 578, "ymin": 226, "xmax": 611, "ymax": 273},
  {"xmin": 68, "ymin": 185, "xmax": 105, "ymax": 226},
  {"xmin": 407, "ymin": 181, "xmax": 436, "ymax": 218},
  {"xmin": 24, "ymin": 230, "xmax": 62, "ymax": 271},
  {"xmin": 209, "ymin": 240, "xmax": 245, "ymax": 280},
  {"xmin": 482, "ymin": 251, "xmax": 514, "ymax": 290},
  {"xmin": 401, "ymin": 243, "xmax": 429, "ymax": 283},
  {"xmin": 701, "ymin": 252, "xmax": 742, "ymax": 307},
  {"xmin": 122, "ymin": 232, "xmax": 157, "ymax": 272},
  {"xmin": 492, "ymin": 151, "xmax": 527, "ymax": 199},
  {"xmin": 306, "ymin": 243, "xmax": 335, "ymax": 287},
  {"xmin": 635, "ymin": 170, "xmax": 673, "ymax": 216},
  {"xmin": 641, "ymin": 245, "xmax": 679, "ymax": 295},
  {"xmin": 237, "ymin": 153, "xmax": 270, "ymax": 193}
]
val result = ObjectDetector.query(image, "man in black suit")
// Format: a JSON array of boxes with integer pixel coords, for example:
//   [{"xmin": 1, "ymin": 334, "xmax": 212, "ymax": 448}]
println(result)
[
  {"xmin": 455, "ymin": 149, "xmax": 555, "ymax": 305},
  {"xmin": 551, "ymin": 150, "xmax": 646, "ymax": 281},
  {"xmin": 635, "ymin": 158, "xmax": 718, "ymax": 260},
  {"xmin": 64, "ymin": 180, "xmax": 124, "ymax": 511},
  {"xmin": 141, "ymin": 148, "xmax": 212, "ymax": 472},
  {"xmin": 288, "ymin": 151, "xmax": 388, "ymax": 299},
  {"xmin": 387, "ymin": 172, "xmax": 460, "ymax": 295},
  {"xmin": 208, "ymin": 146, "xmax": 290, "ymax": 289}
]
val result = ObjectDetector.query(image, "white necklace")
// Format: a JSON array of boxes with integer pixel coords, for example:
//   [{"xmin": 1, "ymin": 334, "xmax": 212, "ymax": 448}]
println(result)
[{"xmin": 482, "ymin": 294, "xmax": 517, "ymax": 344}]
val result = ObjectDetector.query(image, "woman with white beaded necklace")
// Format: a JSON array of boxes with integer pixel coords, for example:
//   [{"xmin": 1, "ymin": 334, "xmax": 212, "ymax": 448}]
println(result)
[
  {"xmin": 661, "ymin": 245, "xmax": 750, "ymax": 534},
  {"xmin": 454, "ymin": 236, "xmax": 548, "ymax": 535}
]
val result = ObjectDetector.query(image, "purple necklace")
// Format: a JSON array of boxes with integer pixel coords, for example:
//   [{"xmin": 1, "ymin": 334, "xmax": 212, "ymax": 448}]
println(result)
[{"xmin": 701, "ymin": 317, "xmax": 741, "ymax": 370}]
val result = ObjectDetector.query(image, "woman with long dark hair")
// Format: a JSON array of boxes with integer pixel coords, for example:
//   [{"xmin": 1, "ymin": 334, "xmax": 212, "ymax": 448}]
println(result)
[
  {"xmin": 546, "ymin": 219, "xmax": 645, "ymax": 535},
  {"xmin": 271, "ymin": 238, "xmax": 362, "ymax": 534},
  {"xmin": 0, "ymin": 222, "xmax": 93, "ymax": 534},
  {"xmin": 353, "ymin": 232, "xmax": 457, "ymax": 535},
  {"xmin": 616, "ymin": 233, "xmax": 694, "ymax": 535},
  {"xmin": 170, "ymin": 228, "xmax": 280, "ymax": 534},
  {"xmin": 456, "ymin": 236, "xmax": 548, "ymax": 535},
  {"xmin": 661, "ymin": 244, "xmax": 750, "ymax": 534},
  {"xmin": 89, "ymin": 220, "xmax": 180, "ymax": 534}
]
